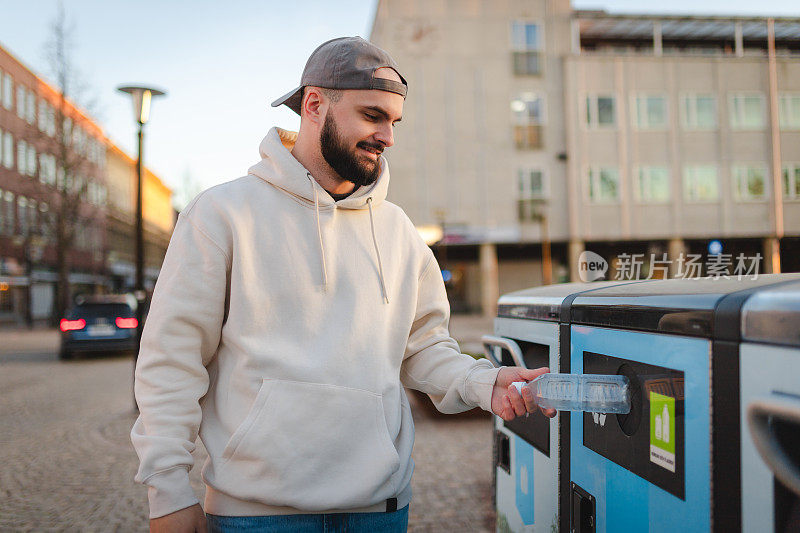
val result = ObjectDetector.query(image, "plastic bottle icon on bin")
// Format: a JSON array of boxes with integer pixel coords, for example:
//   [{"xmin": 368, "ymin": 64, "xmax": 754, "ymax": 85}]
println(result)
[{"xmin": 655, "ymin": 404, "xmax": 670, "ymax": 444}]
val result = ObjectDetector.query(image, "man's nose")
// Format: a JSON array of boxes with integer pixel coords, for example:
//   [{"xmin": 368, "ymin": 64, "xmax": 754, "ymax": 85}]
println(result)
[{"xmin": 374, "ymin": 123, "xmax": 394, "ymax": 148}]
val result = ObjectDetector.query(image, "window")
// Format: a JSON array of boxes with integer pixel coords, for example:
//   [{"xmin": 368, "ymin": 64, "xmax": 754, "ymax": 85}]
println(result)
[
  {"xmin": 46, "ymin": 154, "xmax": 55, "ymax": 184},
  {"xmin": 681, "ymin": 94, "xmax": 717, "ymax": 130},
  {"xmin": 75, "ymin": 174, "xmax": 85, "ymax": 196},
  {"xmin": 511, "ymin": 22, "xmax": 542, "ymax": 75},
  {"xmin": 2, "ymin": 73, "xmax": 12, "ymax": 110},
  {"xmin": 27, "ymin": 145, "xmax": 37, "ymax": 178},
  {"xmin": 732, "ymin": 165, "xmax": 767, "ymax": 201},
  {"xmin": 17, "ymin": 196, "xmax": 28, "ymax": 235},
  {"xmin": 63, "ymin": 117, "xmax": 72, "ymax": 145},
  {"xmin": 683, "ymin": 165, "xmax": 719, "ymax": 202},
  {"xmin": 779, "ymin": 94, "xmax": 800, "ymax": 130},
  {"xmin": 39, "ymin": 153, "xmax": 56, "ymax": 185},
  {"xmin": 39, "ymin": 153, "xmax": 46, "ymax": 183},
  {"xmin": 635, "ymin": 166, "xmax": 670, "ymax": 202},
  {"xmin": 16, "ymin": 85, "xmax": 26, "ymax": 119},
  {"xmin": 27, "ymin": 199, "xmax": 37, "ymax": 233},
  {"xmin": 784, "ymin": 164, "xmax": 800, "ymax": 200},
  {"xmin": 38, "ymin": 100, "xmax": 48, "ymax": 132},
  {"xmin": 3, "ymin": 133, "xmax": 12, "ymax": 169},
  {"xmin": 511, "ymin": 93, "xmax": 544, "ymax": 149},
  {"xmin": 587, "ymin": 166, "xmax": 620, "ymax": 203},
  {"xmin": 26, "ymin": 91, "xmax": 36, "ymax": 124},
  {"xmin": 73, "ymin": 127, "xmax": 84, "ymax": 155},
  {"xmin": 729, "ymin": 93, "xmax": 766, "ymax": 130},
  {"xmin": 39, "ymin": 102, "xmax": 56, "ymax": 137},
  {"xmin": 49, "ymin": 106, "xmax": 56, "ymax": 136},
  {"xmin": 39, "ymin": 203, "xmax": 50, "ymax": 240},
  {"xmin": 17, "ymin": 139, "xmax": 26, "ymax": 174},
  {"xmin": 2, "ymin": 191, "xmax": 13, "ymax": 235},
  {"xmin": 518, "ymin": 169, "xmax": 545, "ymax": 219},
  {"xmin": 632, "ymin": 95, "xmax": 667, "ymax": 130},
  {"xmin": 518, "ymin": 169, "xmax": 546, "ymax": 199},
  {"xmin": 517, "ymin": 168, "xmax": 546, "ymax": 221},
  {"xmin": 586, "ymin": 95, "xmax": 616, "ymax": 128}
]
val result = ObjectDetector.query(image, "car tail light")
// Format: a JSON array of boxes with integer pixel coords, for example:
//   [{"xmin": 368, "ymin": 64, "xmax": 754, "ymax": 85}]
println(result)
[
  {"xmin": 115, "ymin": 317, "xmax": 138, "ymax": 329},
  {"xmin": 60, "ymin": 318, "xmax": 86, "ymax": 332}
]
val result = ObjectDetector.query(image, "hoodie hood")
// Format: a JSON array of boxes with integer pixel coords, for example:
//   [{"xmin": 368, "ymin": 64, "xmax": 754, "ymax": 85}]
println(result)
[
  {"xmin": 246, "ymin": 127, "xmax": 391, "ymax": 303},
  {"xmin": 247, "ymin": 127, "xmax": 390, "ymax": 211}
]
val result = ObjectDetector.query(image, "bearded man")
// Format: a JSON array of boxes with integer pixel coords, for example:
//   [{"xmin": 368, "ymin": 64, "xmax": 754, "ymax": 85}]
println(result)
[{"xmin": 131, "ymin": 36, "xmax": 553, "ymax": 533}]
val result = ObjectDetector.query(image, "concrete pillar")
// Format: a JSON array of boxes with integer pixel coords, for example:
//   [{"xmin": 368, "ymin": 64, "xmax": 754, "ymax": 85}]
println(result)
[
  {"xmin": 571, "ymin": 18, "xmax": 581, "ymax": 55},
  {"xmin": 763, "ymin": 237, "xmax": 782, "ymax": 274},
  {"xmin": 734, "ymin": 21, "xmax": 744, "ymax": 57},
  {"xmin": 653, "ymin": 21, "xmax": 663, "ymax": 57},
  {"xmin": 479, "ymin": 243, "xmax": 499, "ymax": 318},
  {"xmin": 668, "ymin": 238, "xmax": 688, "ymax": 278},
  {"xmin": 568, "ymin": 239, "xmax": 586, "ymax": 282}
]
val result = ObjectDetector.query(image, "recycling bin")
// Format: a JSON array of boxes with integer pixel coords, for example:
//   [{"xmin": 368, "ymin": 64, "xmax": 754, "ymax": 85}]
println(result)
[
  {"xmin": 487, "ymin": 274, "xmax": 800, "ymax": 532},
  {"xmin": 565, "ymin": 273, "xmax": 800, "ymax": 533},
  {"xmin": 739, "ymin": 280, "xmax": 800, "ymax": 533},
  {"xmin": 483, "ymin": 281, "xmax": 637, "ymax": 533}
]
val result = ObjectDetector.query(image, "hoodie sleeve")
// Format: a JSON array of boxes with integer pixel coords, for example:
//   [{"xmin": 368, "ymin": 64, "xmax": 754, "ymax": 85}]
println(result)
[
  {"xmin": 400, "ymin": 252, "xmax": 500, "ymax": 414},
  {"xmin": 130, "ymin": 197, "xmax": 231, "ymax": 519}
]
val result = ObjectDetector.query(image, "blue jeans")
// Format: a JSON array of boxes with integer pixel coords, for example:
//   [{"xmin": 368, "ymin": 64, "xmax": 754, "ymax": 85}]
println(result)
[{"xmin": 205, "ymin": 505, "xmax": 409, "ymax": 532}]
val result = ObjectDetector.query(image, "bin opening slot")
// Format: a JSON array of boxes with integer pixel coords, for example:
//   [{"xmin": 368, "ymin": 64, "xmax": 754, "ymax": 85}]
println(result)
[{"xmin": 583, "ymin": 352, "xmax": 686, "ymax": 500}]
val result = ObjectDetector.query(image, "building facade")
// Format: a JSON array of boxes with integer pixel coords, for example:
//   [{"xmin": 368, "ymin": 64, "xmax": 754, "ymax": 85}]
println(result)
[
  {"xmin": 370, "ymin": 0, "xmax": 800, "ymax": 315},
  {"xmin": 0, "ymin": 42, "xmax": 173, "ymax": 326},
  {"xmin": 106, "ymin": 144, "xmax": 174, "ymax": 293}
]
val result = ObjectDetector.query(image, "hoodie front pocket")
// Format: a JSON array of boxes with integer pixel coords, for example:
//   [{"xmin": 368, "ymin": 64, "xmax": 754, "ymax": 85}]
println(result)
[{"xmin": 216, "ymin": 378, "xmax": 400, "ymax": 511}]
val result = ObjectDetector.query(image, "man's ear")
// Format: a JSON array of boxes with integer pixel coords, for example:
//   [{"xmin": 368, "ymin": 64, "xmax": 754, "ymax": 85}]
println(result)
[{"xmin": 301, "ymin": 87, "xmax": 326, "ymax": 125}]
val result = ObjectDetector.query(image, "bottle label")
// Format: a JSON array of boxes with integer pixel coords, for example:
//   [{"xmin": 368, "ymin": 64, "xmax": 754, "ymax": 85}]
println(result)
[{"xmin": 649, "ymin": 391, "xmax": 676, "ymax": 472}]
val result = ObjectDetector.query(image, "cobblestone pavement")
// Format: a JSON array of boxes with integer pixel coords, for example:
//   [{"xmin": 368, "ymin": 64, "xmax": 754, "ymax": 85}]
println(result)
[{"xmin": 0, "ymin": 317, "xmax": 497, "ymax": 532}]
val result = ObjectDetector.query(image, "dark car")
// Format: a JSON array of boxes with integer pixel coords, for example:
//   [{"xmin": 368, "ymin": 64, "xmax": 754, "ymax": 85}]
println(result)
[{"xmin": 59, "ymin": 294, "xmax": 139, "ymax": 360}]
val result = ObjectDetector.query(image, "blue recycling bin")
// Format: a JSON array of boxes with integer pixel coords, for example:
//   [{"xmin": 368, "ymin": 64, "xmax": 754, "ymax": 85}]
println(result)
[{"xmin": 487, "ymin": 274, "xmax": 800, "ymax": 533}]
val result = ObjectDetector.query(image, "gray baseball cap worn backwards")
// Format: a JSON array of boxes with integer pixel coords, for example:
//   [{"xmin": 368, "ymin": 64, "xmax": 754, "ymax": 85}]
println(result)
[{"xmin": 271, "ymin": 36, "xmax": 408, "ymax": 116}]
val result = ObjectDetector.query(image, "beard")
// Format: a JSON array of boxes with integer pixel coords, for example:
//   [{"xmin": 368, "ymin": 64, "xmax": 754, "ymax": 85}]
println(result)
[{"xmin": 320, "ymin": 112, "xmax": 382, "ymax": 188}]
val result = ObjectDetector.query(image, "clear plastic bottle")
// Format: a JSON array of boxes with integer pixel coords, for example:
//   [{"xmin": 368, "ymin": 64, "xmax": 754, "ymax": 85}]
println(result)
[{"xmin": 512, "ymin": 373, "xmax": 631, "ymax": 414}]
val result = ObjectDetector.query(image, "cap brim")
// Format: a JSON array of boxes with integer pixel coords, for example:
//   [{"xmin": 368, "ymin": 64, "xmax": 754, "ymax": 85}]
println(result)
[{"xmin": 270, "ymin": 86, "xmax": 303, "ymax": 116}]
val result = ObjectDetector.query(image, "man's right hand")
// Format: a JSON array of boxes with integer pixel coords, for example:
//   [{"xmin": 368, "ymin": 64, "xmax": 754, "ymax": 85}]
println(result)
[{"xmin": 150, "ymin": 503, "xmax": 207, "ymax": 533}]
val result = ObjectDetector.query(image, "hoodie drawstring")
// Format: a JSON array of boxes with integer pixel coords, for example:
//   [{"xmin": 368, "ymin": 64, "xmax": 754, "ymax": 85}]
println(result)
[
  {"xmin": 367, "ymin": 197, "xmax": 390, "ymax": 304},
  {"xmin": 307, "ymin": 173, "xmax": 329, "ymax": 291},
  {"xmin": 306, "ymin": 173, "xmax": 388, "ymax": 304}
]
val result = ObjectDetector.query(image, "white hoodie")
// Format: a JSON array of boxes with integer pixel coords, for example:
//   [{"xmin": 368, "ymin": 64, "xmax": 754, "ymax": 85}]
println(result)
[{"xmin": 131, "ymin": 127, "xmax": 500, "ymax": 519}]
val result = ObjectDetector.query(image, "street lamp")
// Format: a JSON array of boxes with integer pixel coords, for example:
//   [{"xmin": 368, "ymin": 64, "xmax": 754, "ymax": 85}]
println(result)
[{"xmin": 117, "ymin": 85, "xmax": 165, "ymax": 391}]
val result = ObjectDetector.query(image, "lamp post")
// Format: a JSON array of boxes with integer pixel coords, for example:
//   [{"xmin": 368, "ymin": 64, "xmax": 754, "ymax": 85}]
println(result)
[{"xmin": 117, "ymin": 85, "xmax": 165, "ymax": 396}]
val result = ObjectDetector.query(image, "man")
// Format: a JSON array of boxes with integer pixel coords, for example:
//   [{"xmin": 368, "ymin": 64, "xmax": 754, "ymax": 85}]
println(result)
[{"xmin": 132, "ymin": 36, "xmax": 554, "ymax": 533}]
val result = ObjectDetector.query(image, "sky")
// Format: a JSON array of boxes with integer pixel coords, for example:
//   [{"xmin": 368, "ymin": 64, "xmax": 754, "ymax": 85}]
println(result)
[{"xmin": 1, "ymin": 0, "xmax": 799, "ymax": 208}]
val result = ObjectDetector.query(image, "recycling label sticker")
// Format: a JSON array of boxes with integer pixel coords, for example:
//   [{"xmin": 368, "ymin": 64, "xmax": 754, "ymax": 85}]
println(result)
[{"xmin": 649, "ymin": 391, "xmax": 676, "ymax": 472}]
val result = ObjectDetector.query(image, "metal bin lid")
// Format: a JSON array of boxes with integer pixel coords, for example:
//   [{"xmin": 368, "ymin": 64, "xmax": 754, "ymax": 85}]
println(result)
[{"xmin": 741, "ymin": 279, "xmax": 800, "ymax": 347}]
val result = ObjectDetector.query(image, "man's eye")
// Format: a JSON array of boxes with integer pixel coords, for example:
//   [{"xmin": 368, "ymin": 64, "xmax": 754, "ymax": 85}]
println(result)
[{"xmin": 365, "ymin": 114, "xmax": 378, "ymax": 120}]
